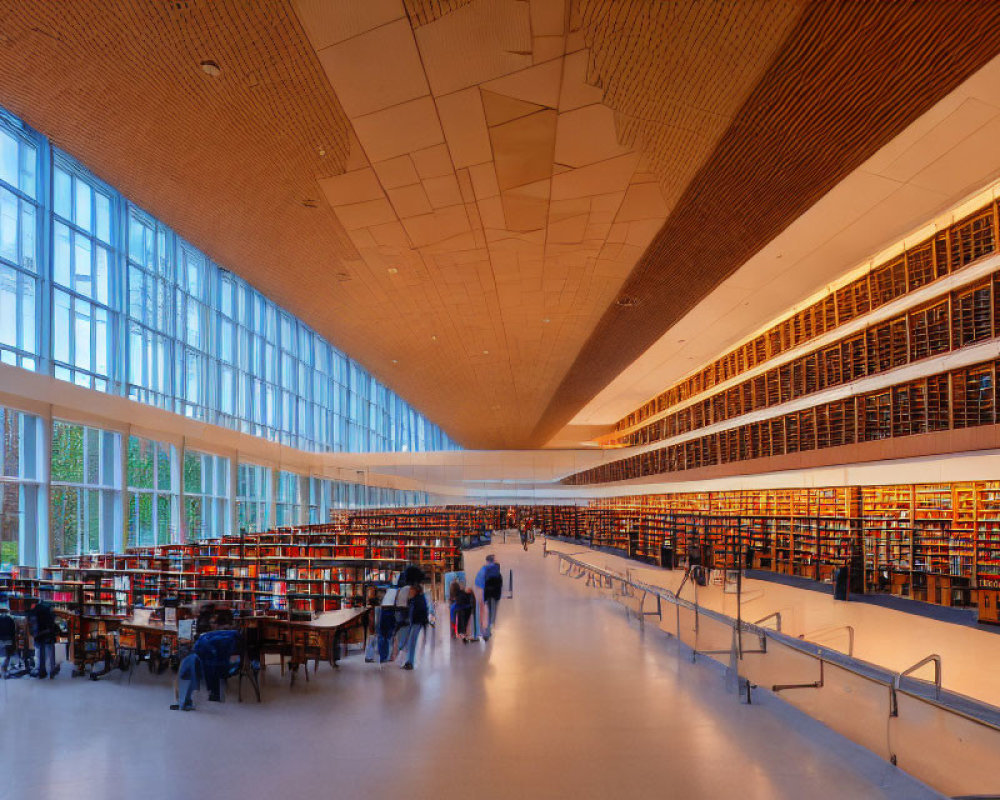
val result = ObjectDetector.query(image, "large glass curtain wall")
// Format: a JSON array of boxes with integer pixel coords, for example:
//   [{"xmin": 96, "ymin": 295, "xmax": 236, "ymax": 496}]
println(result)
[
  {"xmin": 0, "ymin": 106, "xmax": 457, "ymax": 453},
  {"xmin": 1, "ymin": 407, "xmax": 430, "ymax": 567}
]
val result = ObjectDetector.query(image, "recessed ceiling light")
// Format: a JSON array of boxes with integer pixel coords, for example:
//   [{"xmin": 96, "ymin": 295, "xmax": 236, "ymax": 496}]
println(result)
[
  {"xmin": 430, "ymin": 335, "xmax": 437, "ymax": 341},
  {"xmin": 387, "ymin": 267, "xmax": 398, "ymax": 274},
  {"xmin": 317, "ymin": 148, "xmax": 326, "ymax": 157},
  {"xmin": 542, "ymin": 317, "xmax": 550, "ymax": 323},
  {"xmin": 391, "ymin": 359, "xmax": 398, "ymax": 364},
  {"xmin": 482, "ymin": 350, "xmax": 489, "ymax": 355},
  {"xmin": 199, "ymin": 60, "xmax": 221, "ymax": 77}
]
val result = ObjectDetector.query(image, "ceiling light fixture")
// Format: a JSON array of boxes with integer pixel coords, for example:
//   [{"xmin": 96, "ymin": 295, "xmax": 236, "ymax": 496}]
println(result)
[
  {"xmin": 387, "ymin": 267, "xmax": 398, "ymax": 274},
  {"xmin": 482, "ymin": 350, "xmax": 489, "ymax": 355},
  {"xmin": 542, "ymin": 317, "xmax": 550, "ymax": 323},
  {"xmin": 317, "ymin": 148, "xmax": 326, "ymax": 157},
  {"xmin": 199, "ymin": 60, "xmax": 221, "ymax": 77},
  {"xmin": 391, "ymin": 359, "xmax": 398, "ymax": 365},
  {"xmin": 430, "ymin": 335, "xmax": 437, "ymax": 341}
]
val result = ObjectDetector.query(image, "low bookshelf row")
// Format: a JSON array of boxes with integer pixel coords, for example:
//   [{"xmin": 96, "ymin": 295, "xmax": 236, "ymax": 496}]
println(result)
[
  {"xmin": 503, "ymin": 486, "xmax": 1000, "ymax": 620},
  {"xmin": 0, "ymin": 507, "xmax": 492, "ymax": 625},
  {"xmin": 613, "ymin": 199, "xmax": 997, "ymax": 433}
]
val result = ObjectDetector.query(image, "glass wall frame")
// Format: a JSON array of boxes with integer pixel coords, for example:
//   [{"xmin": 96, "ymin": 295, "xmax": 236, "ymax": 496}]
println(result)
[{"xmin": 0, "ymin": 104, "xmax": 456, "ymax": 454}]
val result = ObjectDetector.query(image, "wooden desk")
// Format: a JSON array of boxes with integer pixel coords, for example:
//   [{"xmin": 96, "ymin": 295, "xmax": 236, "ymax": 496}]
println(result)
[
  {"xmin": 117, "ymin": 617, "xmax": 188, "ymax": 678},
  {"xmin": 56, "ymin": 610, "xmax": 123, "ymax": 678},
  {"xmin": 243, "ymin": 608, "xmax": 369, "ymax": 685}
]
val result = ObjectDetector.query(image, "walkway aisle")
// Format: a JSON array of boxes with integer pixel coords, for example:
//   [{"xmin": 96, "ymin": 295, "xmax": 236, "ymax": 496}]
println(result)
[{"xmin": 0, "ymin": 540, "xmax": 939, "ymax": 800}]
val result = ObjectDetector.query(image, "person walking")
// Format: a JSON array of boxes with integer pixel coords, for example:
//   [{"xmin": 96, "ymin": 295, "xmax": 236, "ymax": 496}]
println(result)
[
  {"xmin": 475, "ymin": 554, "xmax": 503, "ymax": 641},
  {"xmin": 449, "ymin": 578, "xmax": 475, "ymax": 641},
  {"xmin": 27, "ymin": 599, "xmax": 58, "ymax": 679},
  {"xmin": 396, "ymin": 578, "xmax": 431, "ymax": 669}
]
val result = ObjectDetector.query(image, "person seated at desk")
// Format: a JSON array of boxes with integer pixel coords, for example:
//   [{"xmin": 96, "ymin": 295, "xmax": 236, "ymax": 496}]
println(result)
[
  {"xmin": 27, "ymin": 599, "xmax": 58, "ymax": 679},
  {"xmin": 193, "ymin": 629, "xmax": 241, "ymax": 702}
]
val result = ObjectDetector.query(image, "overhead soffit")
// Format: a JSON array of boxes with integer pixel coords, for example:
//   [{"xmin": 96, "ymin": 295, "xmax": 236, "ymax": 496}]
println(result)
[
  {"xmin": 531, "ymin": 0, "xmax": 1000, "ymax": 447},
  {"xmin": 2, "ymin": 2, "xmax": 999, "ymax": 450},
  {"xmin": 291, "ymin": 0, "xmax": 802, "ymax": 448}
]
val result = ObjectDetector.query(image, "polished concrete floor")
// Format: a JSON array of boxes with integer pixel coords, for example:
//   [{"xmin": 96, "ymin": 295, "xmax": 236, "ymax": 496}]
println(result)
[{"xmin": 0, "ymin": 541, "xmax": 940, "ymax": 800}]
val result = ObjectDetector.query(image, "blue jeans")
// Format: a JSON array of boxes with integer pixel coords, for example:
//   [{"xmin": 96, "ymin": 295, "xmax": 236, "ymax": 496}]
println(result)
[
  {"xmin": 35, "ymin": 641, "xmax": 55, "ymax": 676},
  {"xmin": 180, "ymin": 677, "xmax": 197, "ymax": 708},
  {"xmin": 484, "ymin": 597, "xmax": 499, "ymax": 636},
  {"xmin": 377, "ymin": 608, "xmax": 396, "ymax": 662},
  {"xmin": 396, "ymin": 624, "xmax": 423, "ymax": 666}
]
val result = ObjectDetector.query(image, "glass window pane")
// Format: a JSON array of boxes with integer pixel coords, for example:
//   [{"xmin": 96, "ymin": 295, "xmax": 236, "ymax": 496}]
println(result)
[
  {"xmin": 20, "ymin": 203, "xmax": 35, "ymax": 271},
  {"xmin": 54, "ymin": 167, "xmax": 71, "ymax": 220},
  {"xmin": 53, "ymin": 290, "xmax": 70, "ymax": 364},
  {"xmin": 0, "ymin": 129, "xmax": 16, "ymax": 188},
  {"xmin": 183, "ymin": 452, "xmax": 201, "ymax": 495},
  {"xmin": 0, "ymin": 264, "xmax": 15, "ymax": 348},
  {"xmin": 94, "ymin": 246, "xmax": 109, "ymax": 305},
  {"xmin": 95, "ymin": 192, "xmax": 110, "ymax": 244},
  {"xmin": 74, "ymin": 234, "xmax": 92, "ymax": 297},
  {"xmin": 74, "ymin": 177, "xmax": 92, "ymax": 232},
  {"xmin": 53, "ymin": 221, "xmax": 70, "ymax": 287},
  {"xmin": 20, "ymin": 272, "xmax": 34, "ymax": 354},
  {"xmin": 51, "ymin": 421, "xmax": 84, "ymax": 483},
  {"xmin": 18, "ymin": 142, "xmax": 35, "ymax": 198},
  {"xmin": 0, "ymin": 186, "xmax": 17, "ymax": 262}
]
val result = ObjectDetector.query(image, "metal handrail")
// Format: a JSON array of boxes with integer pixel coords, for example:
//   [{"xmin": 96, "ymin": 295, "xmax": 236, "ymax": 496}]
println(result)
[
  {"xmin": 799, "ymin": 624, "xmax": 855, "ymax": 657},
  {"xmin": 752, "ymin": 611, "xmax": 782, "ymax": 632},
  {"xmin": 896, "ymin": 653, "xmax": 942, "ymax": 700},
  {"xmin": 545, "ymin": 547, "xmax": 1000, "ymax": 735}
]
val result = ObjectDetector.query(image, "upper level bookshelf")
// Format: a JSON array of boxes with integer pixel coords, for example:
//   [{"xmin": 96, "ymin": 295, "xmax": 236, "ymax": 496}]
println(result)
[
  {"xmin": 565, "ymin": 356, "xmax": 999, "ymax": 486},
  {"xmin": 604, "ymin": 271, "xmax": 1000, "ymax": 450},
  {"xmin": 609, "ymin": 200, "xmax": 999, "ymax": 438}
]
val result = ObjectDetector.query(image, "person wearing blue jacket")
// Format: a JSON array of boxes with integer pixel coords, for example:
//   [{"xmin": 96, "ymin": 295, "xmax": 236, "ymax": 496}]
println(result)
[
  {"xmin": 474, "ymin": 554, "xmax": 503, "ymax": 641},
  {"xmin": 192, "ymin": 629, "xmax": 240, "ymax": 701}
]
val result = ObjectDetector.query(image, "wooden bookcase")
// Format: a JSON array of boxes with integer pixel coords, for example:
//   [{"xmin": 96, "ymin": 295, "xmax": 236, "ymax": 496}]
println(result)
[{"xmin": 609, "ymin": 196, "xmax": 1000, "ymax": 442}]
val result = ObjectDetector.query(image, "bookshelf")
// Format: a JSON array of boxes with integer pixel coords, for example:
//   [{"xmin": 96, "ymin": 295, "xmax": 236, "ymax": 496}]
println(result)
[
  {"xmin": 606, "ymin": 268, "xmax": 1000, "ymax": 450},
  {"xmin": 610, "ymin": 195, "xmax": 1000, "ymax": 439},
  {"xmin": 566, "ymin": 354, "xmax": 1000, "ymax": 487}
]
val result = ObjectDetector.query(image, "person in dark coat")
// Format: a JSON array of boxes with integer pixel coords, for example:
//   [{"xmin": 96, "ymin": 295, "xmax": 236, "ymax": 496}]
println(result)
[
  {"xmin": 27, "ymin": 600, "xmax": 58, "ymax": 679},
  {"xmin": 0, "ymin": 607, "xmax": 16, "ymax": 675}
]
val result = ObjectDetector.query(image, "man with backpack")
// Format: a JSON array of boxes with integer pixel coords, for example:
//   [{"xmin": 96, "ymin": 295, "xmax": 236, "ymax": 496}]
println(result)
[{"xmin": 475, "ymin": 554, "xmax": 503, "ymax": 641}]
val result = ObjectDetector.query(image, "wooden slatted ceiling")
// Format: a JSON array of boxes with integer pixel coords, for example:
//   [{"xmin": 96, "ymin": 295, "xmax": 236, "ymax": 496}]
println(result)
[
  {"xmin": 0, "ymin": 1, "xmax": 999, "ymax": 449},
  {"xmin": 531, "ymin": 0, "xmax": 1000, "ymax": 447}
]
